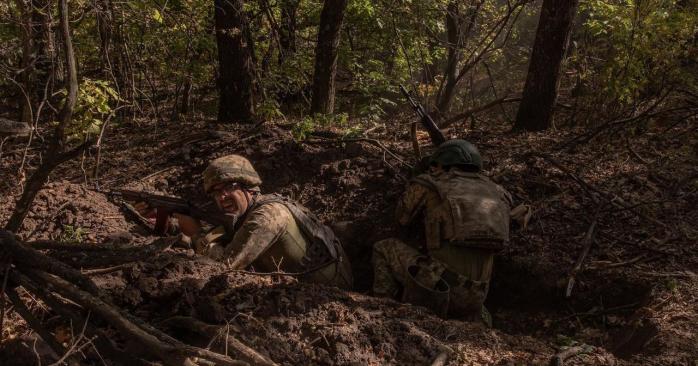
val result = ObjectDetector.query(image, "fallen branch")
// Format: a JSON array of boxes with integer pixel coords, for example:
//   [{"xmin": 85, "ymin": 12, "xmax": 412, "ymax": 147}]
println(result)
[
  {"xmin": 528, "ymin": 153, "xmax": 668, "ymax": 229},
  {"xmin": 29, "ymin": 270, "xmax": 247, "ymax": 366},
  {"xmin": 6, "ymin": 288, "xmax": 81, "ymax": 366},
  {"xmin": 165, "ymin": 316, "xmax": 279, "ymax": 366},
  {"xmin": 565, "ymin": 212, "xmax": 600, "ymax": 298}
]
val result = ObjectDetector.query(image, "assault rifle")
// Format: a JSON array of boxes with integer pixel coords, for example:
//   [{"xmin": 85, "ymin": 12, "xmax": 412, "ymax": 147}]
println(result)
[
  {"xmin": 399, "ymin": 84, "xmax": 446, "ymax": 146},
  {"xmin": 108, "ymin": 189, "xmax": 229, "ymax": 234}
]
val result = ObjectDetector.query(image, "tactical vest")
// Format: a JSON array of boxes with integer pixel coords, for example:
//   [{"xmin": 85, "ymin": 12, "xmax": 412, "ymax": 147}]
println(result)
[
  {"xmin": 412, "ymin": 171, "xmax": 510, "ymax": 250},
  {"xmin": 238, "ymin": 194, "xmax": 353, "ymax": 288}
]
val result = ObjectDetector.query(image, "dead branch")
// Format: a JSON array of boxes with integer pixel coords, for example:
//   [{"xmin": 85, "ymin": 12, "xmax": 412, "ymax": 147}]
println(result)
[
  {"xmin": 441, "ymin": 96, "xmax": 521, "ymax": 128},
  {"xmin": 528, "ymin": 153, "xmax": 668, "ymax": 229},
  {"xmin": 0, "ymin": 231, "xmax": 99, "ymax": 295},
  {"xmin": 565, "ymin": 213, "xmax": 599, "ymax": 298},
  {"xmin": 6, "ymin": 288, "xmax": 81, "ymax": 366},
  {"xmin": 165, "ymin": 316, "xmax": 279, "ymax": 366},
  {"xmin": 28, "ymin": 270, "xmax": 247, "ymax": 366}
]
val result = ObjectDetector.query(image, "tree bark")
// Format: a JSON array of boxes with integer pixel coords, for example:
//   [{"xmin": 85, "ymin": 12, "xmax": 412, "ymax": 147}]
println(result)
[
  {"xmin": 310, "ymin": 0, "xmax": 348, "ymax": 114},
  {"xmin": 214, "ymin": 0, "xmax": 256, "ymax": 123},
  {"xmin": 513, "ymin": 0, "xmax": 579, "ymax": 132}
]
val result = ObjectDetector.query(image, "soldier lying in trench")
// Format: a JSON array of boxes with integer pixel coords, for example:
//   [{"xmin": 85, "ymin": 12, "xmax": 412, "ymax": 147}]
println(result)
[{"xmin": 135, "ymin": 154, "xmax": 353, "ymax": 290}]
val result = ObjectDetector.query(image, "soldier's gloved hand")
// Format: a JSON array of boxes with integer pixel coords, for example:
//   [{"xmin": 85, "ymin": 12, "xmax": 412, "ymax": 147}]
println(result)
[
  {"xmin": 172, "ymin": 213, "xmax": 201, "ymax": 237},
  {"xmin": 133, "ymin": 201, "xmax": 156, "ymax": 220}
]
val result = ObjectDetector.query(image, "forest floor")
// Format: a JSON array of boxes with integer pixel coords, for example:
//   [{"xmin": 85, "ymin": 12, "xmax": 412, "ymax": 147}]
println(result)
[{"xmin": 0, "ymin": 113, "xmax": 696, "ymax": 365}]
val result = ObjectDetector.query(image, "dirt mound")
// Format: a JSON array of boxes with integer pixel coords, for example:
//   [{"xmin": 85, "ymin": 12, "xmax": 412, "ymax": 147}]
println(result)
[
  {"xmin": 91, "ymin": 253, "xmax": 617, "ymax": 366},
  {"xmin": 14, "ymin": 181, "xmax": 139, "ymax": 243}
]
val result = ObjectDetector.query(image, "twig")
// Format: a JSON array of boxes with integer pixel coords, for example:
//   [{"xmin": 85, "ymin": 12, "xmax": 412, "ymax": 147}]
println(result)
[
  {"xmin": 565, "ymin": 211, "xmax": 600, "ymax": 298},
  {"xmin": 307, "ymin": 137, "xmax": 412, "ymax": 169},
  {"xmin": 0, "ymin": 265, "xmax": 11, "ymax": 342},
  {"xmin": 139, "ymin": 166, "xmax": 176, "ymax": 182},
  {"xmin": 558, "ymin": 302, "xmax": 641, "ymax": 322},
  {"xmin": 529, "ymin": 153, "xmax": 668, "ymax": 229},
  {"xmin": 549, "ymin": 345, "xmax": 595, "ymax": 366},
  {"xmin": 441, "ymin": 96, "xmax": 521, "ymax": 128},
  {"xmin": 164, "ymin": 316, "xmax": 279, "ymax": 366},
  {"xmin": 81, "ymin": 263, "xmax": 134, "ymax": 276},
  {"xmin": 48, "ymin": 312, "xmax": 91, "ymax": 366},
  {"xmin": 625, "ymin": 135, "xmax": 651, "ymax": 165},
  {"xmin": 6, "ymin": 288, "xmax": 80, "ymax": 366}
]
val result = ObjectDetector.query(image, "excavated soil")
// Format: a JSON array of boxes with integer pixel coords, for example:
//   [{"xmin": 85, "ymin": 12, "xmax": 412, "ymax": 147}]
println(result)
[{"xmin": 0, "ymin": 115, "xmax": 696, "ymax": 365}]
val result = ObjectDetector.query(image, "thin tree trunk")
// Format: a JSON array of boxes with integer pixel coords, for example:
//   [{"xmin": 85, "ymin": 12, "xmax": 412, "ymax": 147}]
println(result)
[
  {"xmin": 310, "ymin": 0, "xmax": 348, "ymax": 114},
  {"xmin": 15, "ymin": 0, "xmax": 34, "ymax": 123},
  {"xmin": 214, "ymin": 0, "xmax": 256, "ymax": 123},
  {"xmin": 513, "ymin": 0, "xmax": 579, "ymax": 131},
  {"xmin": 436, "ymin": 1, "xmax": 463, "ymax": 114},
  {"xmin": 278, "ymin": 0, "xmax": 299, "ymax": 64},
  {"xmin": 6, "ymin": 0, "xmax": 80, "ymax": 233}
]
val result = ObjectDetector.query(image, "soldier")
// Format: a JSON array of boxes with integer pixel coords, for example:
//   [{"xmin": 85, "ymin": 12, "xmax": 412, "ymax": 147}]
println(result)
[
  {"xmin": 139, "ymin": 155, "xmax": 353, "ymax": 289},
  {"xmin": 372, "ymin": 140, "xmax": 513, "ymax": 324}
]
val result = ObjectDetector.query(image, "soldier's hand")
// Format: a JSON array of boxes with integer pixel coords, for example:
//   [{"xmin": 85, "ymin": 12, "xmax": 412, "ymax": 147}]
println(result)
[
  {"xmin": 172, "ymin": 213, "xmax": 201, "ymax": 237},
  {"xmin": 133, "ymin": 201, "xmax": 156, "ymax": 219}
]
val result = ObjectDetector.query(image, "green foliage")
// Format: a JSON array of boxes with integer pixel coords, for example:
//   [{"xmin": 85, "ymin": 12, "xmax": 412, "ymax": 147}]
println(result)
[
  {"xmin": 578, "ymin": 0, "xmax": 698, "ymax": 104},
  {"xmin": 61, "ymin": 78, "xmax": 120, "ymax": 142},
  {"xmin": 59, "ymin": 225, "xmax": 86, "ymax": 243},
  {"xmin": 292, "ymin": 113, "xmax": 349, "ymax": 141},
  {"xmin": 257, "ymin": 99, "xmax": 285, "ymax": 121}
]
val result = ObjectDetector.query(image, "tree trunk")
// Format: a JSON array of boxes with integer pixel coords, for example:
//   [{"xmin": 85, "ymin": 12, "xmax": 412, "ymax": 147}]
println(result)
[
  {"xmin": 214, "ymin": 0, "xmax": 256, "ymax": 123},
  {"xmin": 310, "ymin": 0, "xmax": 348, "ymax": 114},
  {"xmin": 436, "ymin": 1, "xmax": 463, "ymax": 114},
  {"xmin": 15, "ymin": 0, "xmax": 34, "ymax": 123},
  {"xmin": 513, "ymin": 0, "xmax": 579, "ymax": 132},
  {"xmin": 278, "ymin": 0, "xmax": 299, "ymax": 64}
]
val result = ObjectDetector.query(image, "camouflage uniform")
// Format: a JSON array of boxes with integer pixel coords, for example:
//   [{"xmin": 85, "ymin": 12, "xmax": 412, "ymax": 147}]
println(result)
[
  {"xmin": 372, "ymin": 140, "xmax": 512, "ymax": 321},
  {"xmin": 194, "ymin": 155, "xmax": 353, "ymax": 290}
]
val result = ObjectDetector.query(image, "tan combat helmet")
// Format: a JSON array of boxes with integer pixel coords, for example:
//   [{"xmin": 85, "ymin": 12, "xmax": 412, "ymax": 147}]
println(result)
[{"xmin": 203, "ymin": 155, "xmax": 262, "ymax": 193}]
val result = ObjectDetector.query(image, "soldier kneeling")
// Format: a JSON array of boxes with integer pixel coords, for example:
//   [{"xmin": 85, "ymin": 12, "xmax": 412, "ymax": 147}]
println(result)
[{"xmin": 372, "ymin": 140, "xmax": 512, "ymax": 324}]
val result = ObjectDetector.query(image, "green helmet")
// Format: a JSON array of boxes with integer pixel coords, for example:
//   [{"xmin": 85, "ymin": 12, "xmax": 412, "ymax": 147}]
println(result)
[
  {"xmin": 429, "ymin": 139, "xmax": 482, "ymax": 171},
  {"xmin": 203, "ymin": 155, "xmax": 262, "ymax": 193}
]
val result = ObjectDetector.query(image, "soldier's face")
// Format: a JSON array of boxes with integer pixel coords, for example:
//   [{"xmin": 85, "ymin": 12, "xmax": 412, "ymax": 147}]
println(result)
[{"xmin": 210, "ymin": 183, "xmax": 250, "ymax": 216}]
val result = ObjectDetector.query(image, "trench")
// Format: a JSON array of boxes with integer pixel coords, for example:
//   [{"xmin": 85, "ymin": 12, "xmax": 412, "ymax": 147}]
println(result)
[{"xmin": 487, "ymin": 256, "xmax": 657, "ymax": 359}]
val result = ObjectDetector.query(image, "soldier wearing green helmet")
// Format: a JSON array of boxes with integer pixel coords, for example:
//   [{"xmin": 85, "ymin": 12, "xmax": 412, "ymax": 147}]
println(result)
[
  {"xmin": 144, "ymin": 154, "xmax": 353, "ymax": 289},
  {"xmin": 372, "ymin": 140, "xmax": 513, "ymax": 324}
]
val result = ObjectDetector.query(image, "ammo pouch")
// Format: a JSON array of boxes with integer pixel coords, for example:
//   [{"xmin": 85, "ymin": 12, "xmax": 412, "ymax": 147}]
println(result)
[
  {"xmin": 441, "ymin": 269, "xmax": 488, "ymax": 319},
  {"xmin": 402, "ymin": 257, "xmax": 450, "ymax": 318}
]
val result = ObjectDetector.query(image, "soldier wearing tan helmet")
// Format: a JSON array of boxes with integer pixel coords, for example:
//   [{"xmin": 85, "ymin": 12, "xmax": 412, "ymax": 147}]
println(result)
[
  {"xmin": 158, "ymin": 154, "xmax": 353, "ymax": 289},
  {"xmin": 372, "ymin": 140, "xmax": 515, "ymax": 325}
]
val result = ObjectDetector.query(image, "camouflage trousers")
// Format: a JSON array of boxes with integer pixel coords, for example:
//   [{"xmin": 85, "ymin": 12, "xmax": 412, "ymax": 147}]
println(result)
[{"xmin": 372, "ymin": 238, "xmax": 494, "ymax": 323}]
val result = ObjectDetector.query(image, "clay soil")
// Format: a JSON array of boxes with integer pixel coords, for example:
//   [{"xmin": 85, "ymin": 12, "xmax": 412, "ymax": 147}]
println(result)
[{"xmin": 0, "ymin": 114, "xmax": 696, "ymax": 365}]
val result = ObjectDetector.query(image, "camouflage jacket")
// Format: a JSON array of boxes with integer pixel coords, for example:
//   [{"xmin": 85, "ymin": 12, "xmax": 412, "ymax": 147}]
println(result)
[{"xmin": 194, "ymin": 195, "xmax": 353, "ymax": 288}]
